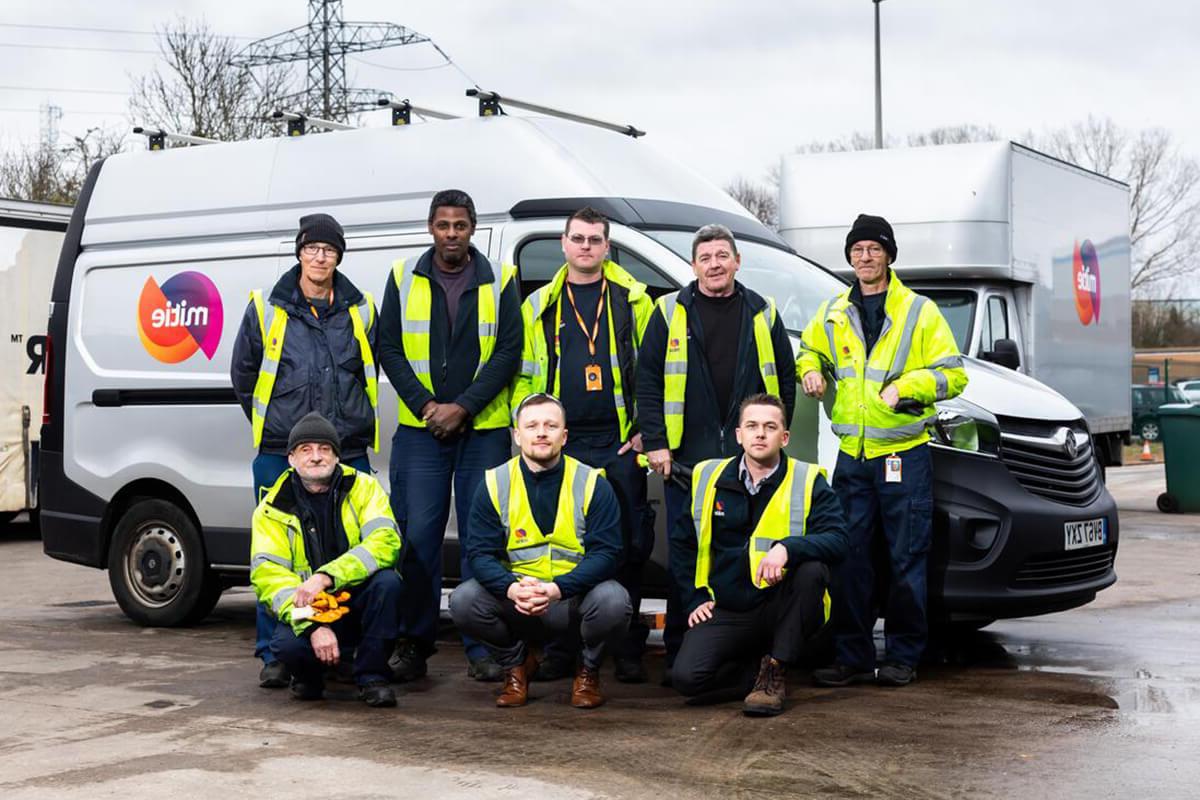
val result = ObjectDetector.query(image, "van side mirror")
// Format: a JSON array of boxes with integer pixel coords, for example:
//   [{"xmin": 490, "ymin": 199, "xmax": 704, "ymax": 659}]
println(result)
[{"xmin": 982, "ymin": 338, "xmax": 1020, "ymax": 370}]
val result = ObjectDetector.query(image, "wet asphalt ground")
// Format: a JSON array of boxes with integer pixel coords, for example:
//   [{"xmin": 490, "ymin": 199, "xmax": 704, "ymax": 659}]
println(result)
[{"xmin": 1, "ymin": 462, "xmax": 1197, "ymax": 799}]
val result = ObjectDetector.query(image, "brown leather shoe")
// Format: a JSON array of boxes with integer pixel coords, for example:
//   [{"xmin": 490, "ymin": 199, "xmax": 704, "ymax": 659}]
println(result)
[
  {"xmin": 743, "ymin": 655, "xmax": 786, "ymax": 717},
  {"xmin": 496, "ymin": 650, "xmax": 538, "ymax": 708},
  {"xmin": 570, "ymin": 664, "xmax": 605, "ymax": 709}
]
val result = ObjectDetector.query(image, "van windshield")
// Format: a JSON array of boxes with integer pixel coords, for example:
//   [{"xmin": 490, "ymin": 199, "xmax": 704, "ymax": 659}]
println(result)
[
  {"xmin": 920, "ymin": 290, "xmax": 977, "ymax": 353},
  {"xmin": 642, "ymin": 229, "xmax": 845, "ymax": 334}
]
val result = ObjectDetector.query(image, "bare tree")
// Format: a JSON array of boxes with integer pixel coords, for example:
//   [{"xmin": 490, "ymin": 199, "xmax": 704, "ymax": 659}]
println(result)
[
  {"xmin": 129, "ymin": 18, "xmax": 292, "ymax": 142},
  {"xmin": 907, "ymin": 124, "xmax": 999, "ymax": 147},
  {"xmin": 1132, "ymin": 300, "xmax": 1200, "ymax": 348},
  {"xmin": 0, "ymin": 127, "xmax": 125, "ymax": 205},
  {"xmin": 1030, "ymin": 116, "xmax": 1200, "ymax": 296},
  {"xmin": 725, "ymin": 176, "xmax": 779, "ymax": 229}
]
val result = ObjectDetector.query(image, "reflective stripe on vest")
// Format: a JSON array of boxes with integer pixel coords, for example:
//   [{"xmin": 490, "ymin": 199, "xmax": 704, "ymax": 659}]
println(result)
[
  {"xmin": 249, "ymin": 289, "xmax": 378, "ymax": 451},
  {"xmin": 485, "ymin": 455, "xmax": 601, "ymax": 581},
  {"xmin": 392, "ymin": 258, "xmax": 515, "ymax": 430},
  {"xmin": 657, "ymin": 291, "xmax": 781, "ymax": 450},
  {"xmin": 690, "ymin": 457, "xmax": 830, "ymax": 621}
]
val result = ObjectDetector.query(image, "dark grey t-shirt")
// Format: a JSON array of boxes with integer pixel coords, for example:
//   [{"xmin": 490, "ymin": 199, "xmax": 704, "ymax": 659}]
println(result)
[{"xmin": 433, "ymin": 264, "xmax": 474, "ymax": 333}]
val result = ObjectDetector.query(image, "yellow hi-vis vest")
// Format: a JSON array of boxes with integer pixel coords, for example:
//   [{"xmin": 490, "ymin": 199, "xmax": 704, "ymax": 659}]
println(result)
[
  {"xmin": 392, "ymin": 258, "xmax": 516, "ymax": 430},
  {"xmin": 249, "ymin": 289, "xmax": 379, "ymax": 451},
  {"xmin": 796, "ymin": 271, "xmax": 967, "ymax": 460},
  {"xmin": 690, "ymin": 456, "xmax": 831, "ymax": 621},
  {"xmin": 250, "ymin": 463, "xmax": 401, "ymax": 635},
  {"xmin": 512, "ymin": 260, "xmax": 654, "ymax": 440},
  {"xmin": 485, "ymin": 455, "xmax": 603, "ymax": 581},
  {"xmin": 656, "ymin": 291, "xmax": 780, "ymax": 450}
]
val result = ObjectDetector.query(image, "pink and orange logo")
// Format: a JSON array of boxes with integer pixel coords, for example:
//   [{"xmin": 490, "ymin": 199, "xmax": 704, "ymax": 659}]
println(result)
[
  {"xmin": 1072, "ymin": 240, "xmax": 1101, "ymax": 326},
  {"xmin": 137, "ymin": 271, "xmax": 223, "ymax": 363}
]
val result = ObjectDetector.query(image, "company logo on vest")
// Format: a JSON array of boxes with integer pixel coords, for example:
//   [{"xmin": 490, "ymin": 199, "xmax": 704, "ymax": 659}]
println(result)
[
  {"xmin": 137, "ymin": 271, "xmax": 224, "ymax": 363},
  {"xmin": 1072, "ymin": 240, "xmax": 1101, "ymax": 326}
]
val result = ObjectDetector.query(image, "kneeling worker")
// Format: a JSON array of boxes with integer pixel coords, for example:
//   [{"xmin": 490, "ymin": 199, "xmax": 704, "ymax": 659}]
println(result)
[
  {"xmin": 251, "ymin": 412, "xmax": 403, "ymax": 707},
  {"xmin": 672, "ymin": 394, "xmax": 848, "ymax": 716},
  {"xmin": 450, "ymin": 393, "xmax": 631, "ymax": 708}
]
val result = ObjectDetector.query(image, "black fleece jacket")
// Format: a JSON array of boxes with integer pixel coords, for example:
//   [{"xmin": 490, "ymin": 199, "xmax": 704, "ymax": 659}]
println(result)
[
  {"xmin": 637, "ymin": 281, "xmax": 796, "ymax": 466},
  {"xmin": 377, "ymin": 245, "xmax": 522, "ymax": 423}
]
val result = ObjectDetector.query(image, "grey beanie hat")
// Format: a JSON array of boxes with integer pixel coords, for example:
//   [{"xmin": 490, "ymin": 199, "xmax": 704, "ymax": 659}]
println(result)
[{"xmin": 287, "ymin": 412, "xmax": 341, "ymax": 456}]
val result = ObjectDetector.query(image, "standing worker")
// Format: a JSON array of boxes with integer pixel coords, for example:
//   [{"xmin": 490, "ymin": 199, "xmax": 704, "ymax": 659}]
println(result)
[
  {"xmin": 511, "ymin": 206, "xmax": 654, "ymax": 683},
  {"xmin": 378, "ymin": 189, "xmax": 522, "ymax": 684},
  {"xmin": 231, "ymin": 212, "xmax": 379, "ymax": 690},
  {"xmin": 672, "ymin": 394, "xmax": 847, "ymax": 716},
  {"xmin": 797, "ymin": 213, "xmax": 967, "ymax": 687},
  {"xmin": 637, "ymin": 223, "xmax": 796, "ymax": 678}
]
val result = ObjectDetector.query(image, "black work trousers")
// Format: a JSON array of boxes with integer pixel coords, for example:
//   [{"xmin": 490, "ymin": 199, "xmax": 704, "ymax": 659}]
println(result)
[{"xmin": 672, "ymin": 561, "xmax": 830, "ymax": 697}]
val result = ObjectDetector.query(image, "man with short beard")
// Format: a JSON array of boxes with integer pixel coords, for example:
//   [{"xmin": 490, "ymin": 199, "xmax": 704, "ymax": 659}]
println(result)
[
  {"xmin": 251, "ymin": 413, "xmax": 403, "ymax": 707},
  {"xmin": 378, "ymin": 189, "xmax": 523, "ymax": 684}
]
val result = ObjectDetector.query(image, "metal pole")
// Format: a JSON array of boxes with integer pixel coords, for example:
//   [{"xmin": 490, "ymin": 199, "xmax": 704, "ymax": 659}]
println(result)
[{"xmin": 874, "ymin": 0, "xmax": 884, "ymax": 149}]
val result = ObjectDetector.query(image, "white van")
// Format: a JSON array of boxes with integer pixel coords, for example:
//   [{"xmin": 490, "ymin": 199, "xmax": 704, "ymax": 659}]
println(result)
[
  {"xmin": 41, "ymin": 112, "xmax": 1117, "ymax": 629},
  {"xmin": 0, "ymin": 199, "xmax": 70, "ymax": 526}
]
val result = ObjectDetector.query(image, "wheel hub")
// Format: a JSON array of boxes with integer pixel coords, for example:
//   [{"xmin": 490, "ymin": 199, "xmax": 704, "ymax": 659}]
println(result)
[{"xmin": 126, "ymin": 523, "xmax": 186, "ymax": 606}]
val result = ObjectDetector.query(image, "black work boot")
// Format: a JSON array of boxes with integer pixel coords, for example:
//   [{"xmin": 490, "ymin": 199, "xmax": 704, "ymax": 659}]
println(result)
[
  {"xmin": 614, "ymin": 654, "xmax": 649, "ymax": 684},
  {"xmin": 812, "ymin": 662, "xmax": 876, "ymax": 687},
  {"xmin": 388, "ymin": 640, "xmax": 429, "ymax": 683},
  {"xmin": 258, "ymin": 661, "xmax": 291, "ymax": 689},
  {"xmin": 359, "ymin": 681, "xmax": 398, "ymax": 707}
]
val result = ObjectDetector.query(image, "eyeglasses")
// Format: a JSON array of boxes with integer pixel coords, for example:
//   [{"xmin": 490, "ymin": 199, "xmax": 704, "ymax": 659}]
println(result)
[
  {"xmin": 849, "ymin": 245, "xmax": 885, "ymax": 258},
  {"xmin": 567, "ymin": 234, "xmax": 606, "ymax": 247},
  {"xmin": 301, "ymin": 243, "xmax": 339, "ymax": 258}
]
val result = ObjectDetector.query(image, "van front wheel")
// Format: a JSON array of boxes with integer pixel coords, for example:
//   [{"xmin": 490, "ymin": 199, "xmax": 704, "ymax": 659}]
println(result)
[{"xmin": 108, "ymin": 499, "xmax": 219, "ymax": 626}]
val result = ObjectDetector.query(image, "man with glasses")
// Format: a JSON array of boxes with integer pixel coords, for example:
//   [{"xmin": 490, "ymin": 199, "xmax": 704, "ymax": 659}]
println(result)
[
  {"xmin": 511, "ymin": 206, "xmax": 655, "ymax": 683},
  {"xmin": 797, "ymin": 213, "xmax": 966, "ymax": 688},
  {"xmin": 637, "ymin": 223, "xmax": 796, "ymax": 681},
  {"xmin": 232, "ymin": 212, "xmax": 380, "ymax": 690},
  {"xmin": 378, "ymin": 189, "xmax": 522, "ymax": 684}
]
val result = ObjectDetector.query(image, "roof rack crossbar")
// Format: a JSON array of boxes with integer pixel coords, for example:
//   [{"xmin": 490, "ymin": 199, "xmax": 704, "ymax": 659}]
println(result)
[
  {"xmin": 132, "ymin": 126, "xmax": 219, "ymax": 151},
  {"xmin": 271, "ymin": 110, "xmax": 356, "ymax": 137},
  {"xmin": 465, "ymin": 89, "xmax": 645, "ymax": 138},
  {"xmin": 376, "ymin": 98, "xmax": 459, "ymax": 126}
]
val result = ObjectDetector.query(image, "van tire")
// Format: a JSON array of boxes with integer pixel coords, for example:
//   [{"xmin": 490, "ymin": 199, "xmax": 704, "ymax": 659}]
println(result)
[{"xmin": 107, "ymin": 499, "xmax": 217, "ymax": 627}]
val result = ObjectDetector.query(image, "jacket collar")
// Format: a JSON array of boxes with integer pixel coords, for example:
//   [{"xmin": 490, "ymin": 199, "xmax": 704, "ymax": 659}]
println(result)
[
  {"xmin": 265, "ymin": 464, "xmax": 357, "ymax": 517},
  {"xmin": 269, "ymin": 263, "xmax": 365, "ymax": 313},
  {"xmin": 531, "ymin": 259, "xmax": 647, "ymax": 318},
  {"xmin": 835, "ymin": 268, "xmax": 912, "ymax": 317},
  {"xmin": 679, "ymin": 280, "xmax": 769, "ymax": 314},
  {"xmin": 413, "ymin": 244, "xmax": 495, "ymax": 289}
]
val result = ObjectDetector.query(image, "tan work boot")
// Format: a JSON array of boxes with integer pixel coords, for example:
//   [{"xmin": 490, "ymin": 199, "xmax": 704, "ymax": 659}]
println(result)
[
  {"xmin": 496, "ymin": 650, "xmax": 538, "ymax": 708},
  {"xmin": 743, "ymin": 654, "xmax": 786, "ymax": 717},
  {"xmin": 570, "ymin": 664, "xmax": 605, "ymax": 709}
]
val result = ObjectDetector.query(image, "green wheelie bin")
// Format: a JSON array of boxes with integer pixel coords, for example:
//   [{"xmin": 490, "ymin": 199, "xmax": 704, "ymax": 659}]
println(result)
[{"xmin": 1156, "ymin": 403, "xmax": 1200, "ymax": 513}]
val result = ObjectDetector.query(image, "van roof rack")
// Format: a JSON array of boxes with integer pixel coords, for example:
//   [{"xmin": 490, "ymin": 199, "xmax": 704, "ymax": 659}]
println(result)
[
  {"xmin": 465, "ymin": 89, "xmax": 645, "ymax": 138},
  {"xmin": 133, "ymin": 127, "xmax": 219, "ymax": 151},
  {"xmin": 271, "ymin": 110, "xmax": 356, "ymax": 137},
  {"xmin": 376, "ymin": 98, "xmax": 459, "ymax": 126}
]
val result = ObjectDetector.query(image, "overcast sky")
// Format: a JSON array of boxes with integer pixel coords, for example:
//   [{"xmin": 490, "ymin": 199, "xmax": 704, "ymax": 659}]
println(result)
[{"xmin": 2, "ymin": 0, "xmax": 1198, "ymax": 188}]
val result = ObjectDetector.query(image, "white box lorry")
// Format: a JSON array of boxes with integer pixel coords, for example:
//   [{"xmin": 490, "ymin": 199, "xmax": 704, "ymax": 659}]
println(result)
[
  {"xmin": 40, "ymin": 111, "xmax": 1116, "ymax": 628},
  {"xmin": 778, "ymin": 141, "xmax": 1133, "ymax": 465},
  {"xmin": 0, "ymin": 199, "xmax": 70, "ymax": 526}
]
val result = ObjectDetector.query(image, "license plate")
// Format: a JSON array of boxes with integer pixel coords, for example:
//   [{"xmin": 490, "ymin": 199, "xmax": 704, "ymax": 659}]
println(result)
[{"xmin": 1064, "ymin": 518, "xmax": 1107, "ymax": 550}]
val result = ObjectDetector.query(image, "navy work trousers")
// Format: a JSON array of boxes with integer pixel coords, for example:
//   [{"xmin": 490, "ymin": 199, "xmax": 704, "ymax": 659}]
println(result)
[
  {"xmin": 270, "ymin": 568, "xmax": 402, "ymax": 686},
  {"xmin": 389, "ymin": 424, "xmax": 511, "ymax": 662},
  {"xmin": 830, "ymin": 444, "xmax": 933, "ymax": 670}
]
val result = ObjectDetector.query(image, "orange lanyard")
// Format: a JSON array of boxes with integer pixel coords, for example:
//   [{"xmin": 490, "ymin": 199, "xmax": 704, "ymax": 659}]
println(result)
[{"xmin": 564, "ymin": 277, "xmax": 607, "ymax": 360}]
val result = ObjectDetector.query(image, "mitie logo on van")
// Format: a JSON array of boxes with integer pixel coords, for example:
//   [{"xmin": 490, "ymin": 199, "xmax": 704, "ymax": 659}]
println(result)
[
  {"xmin": 137, "ymin": 271, "xmax": 224, "ymax": 363},
  {"xmin": 1072, "ymin": 240, "xmax": 1101, "ymax": 326}
]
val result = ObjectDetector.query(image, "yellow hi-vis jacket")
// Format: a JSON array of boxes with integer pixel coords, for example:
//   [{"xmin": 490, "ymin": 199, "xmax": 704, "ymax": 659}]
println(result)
[
  {"xmin": 511, "ymin": 260, "xmax": 654, "ymax": 439},
  {"xmin": 250, "ymin": 464, "xmax": 401, "ymax": 635},
  {"xmin": 390, "ymin": 257, "xmax": 517, "ymax": 430},
  {"xmin": 690, "ymin": 455, "xmax": 831, "ymax": 620},
  {"xmin": 485, "ymin": 454, "xmax": 603, "ymax": 581},
  {"xmin": 249, "ymin": 289, "xmax": 379, "ymax": 451},
  {"xmin": 796, "ymin": 271, "xmax": 967, "ymax": 459},
  {"xmin": 656, "ymin": 291, "xmax": 780, "ymax": 450}
]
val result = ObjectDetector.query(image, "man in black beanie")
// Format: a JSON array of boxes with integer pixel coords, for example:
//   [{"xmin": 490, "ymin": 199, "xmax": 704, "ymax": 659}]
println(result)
[{"xmin": 231, "ymin": 213, "xmax": 382, "ymax": 689}]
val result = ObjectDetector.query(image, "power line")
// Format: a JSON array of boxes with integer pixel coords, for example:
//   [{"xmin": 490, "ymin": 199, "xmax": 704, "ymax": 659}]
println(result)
[
  {"xmin": 0, "ymin": 41, "xmax": 158, "ymax": 55},
  {"xmin": 349, "ymin": 54, "xmax": 451, "ymax": 72},
  {"xmin": 0, "ymin": 107, "xmax": 125, "ymax": 115},
  {"xmin": 0, "ymin": 84, "xmax": 128, "ymax": 96},
  {"xmin": 0, "ymin": 21, "xmax": 256, "ymax": 40}
]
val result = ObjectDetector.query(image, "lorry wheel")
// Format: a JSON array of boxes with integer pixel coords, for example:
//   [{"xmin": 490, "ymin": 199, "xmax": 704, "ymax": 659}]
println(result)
[
  {"xmin": 107, "ymin": 499, "xmax": 218, "ymax": 626},
  {"xmin": 1157, "ymin": 492, "xmax": 1180, "ymax": 514}
]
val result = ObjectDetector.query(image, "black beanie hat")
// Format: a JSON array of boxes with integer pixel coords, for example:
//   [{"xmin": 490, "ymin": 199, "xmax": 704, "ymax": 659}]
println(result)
[
  {"xmin": 844, "ymin": 213, "xmax": 897, "ymax": 264},
  {"xmin": 295, "ymin": 213, "xmax": 346, "ymax": 264},
  {"xmin": 287, "ymin": 411, "xmax": 341, "ymax": 456}
]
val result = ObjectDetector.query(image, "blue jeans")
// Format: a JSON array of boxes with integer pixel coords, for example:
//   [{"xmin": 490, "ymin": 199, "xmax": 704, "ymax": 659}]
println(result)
[
  {"xmin": 830, "ymin": 445, "xmax": 933, "ymax": 669},
  {"xmin": 389, "ymin": 425, "xmax": 511, "ymax": 662},
  {"xmin": 252, "ymin": 451, "xmax": 372, "ymax": 665}
]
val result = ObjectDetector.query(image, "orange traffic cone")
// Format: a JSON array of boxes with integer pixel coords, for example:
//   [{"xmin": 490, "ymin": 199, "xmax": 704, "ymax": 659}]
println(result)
[{"xmin": 1140, "ymin": 439, "xmax": 1154, "ymax": 462}]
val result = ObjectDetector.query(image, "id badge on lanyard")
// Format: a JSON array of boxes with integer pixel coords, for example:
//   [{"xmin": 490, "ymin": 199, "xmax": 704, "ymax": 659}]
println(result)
[{"xmin": 885, "ymin": 454, "xmax": 902, "ymax": 483}]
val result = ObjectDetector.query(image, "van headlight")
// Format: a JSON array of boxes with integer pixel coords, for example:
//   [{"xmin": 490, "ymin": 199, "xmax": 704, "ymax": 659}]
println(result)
[{"xmin": 929, "ymin": 397, "xmax": 1001, "ymax": 457}]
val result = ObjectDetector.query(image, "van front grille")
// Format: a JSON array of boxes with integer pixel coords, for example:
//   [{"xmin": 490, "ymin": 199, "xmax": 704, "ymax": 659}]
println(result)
[
  {"xmin": 1011, "ymin": 547, "xmax": 1115, "ymax": 587},
  {"xmin": 997, "ymin": 419, "xmax": 1103, "ymax": 507}
]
